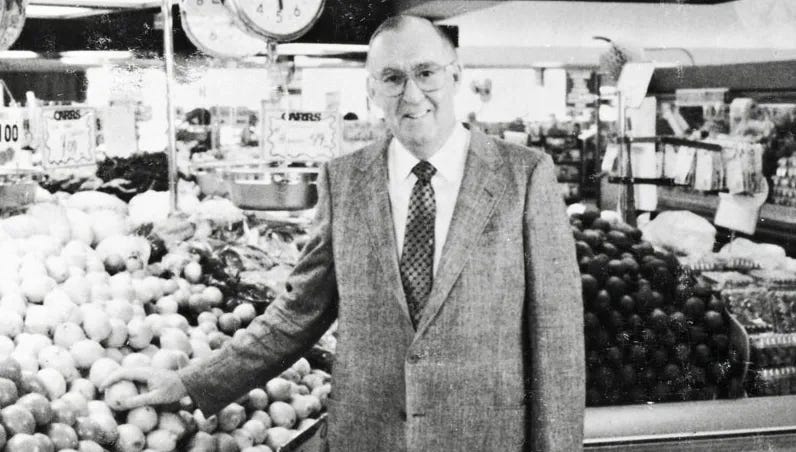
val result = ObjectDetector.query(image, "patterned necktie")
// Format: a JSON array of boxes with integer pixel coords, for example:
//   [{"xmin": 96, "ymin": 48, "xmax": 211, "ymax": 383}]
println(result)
[{"xmin": 400, "ymin": 160, "xmax": 437, "ymax": 329}]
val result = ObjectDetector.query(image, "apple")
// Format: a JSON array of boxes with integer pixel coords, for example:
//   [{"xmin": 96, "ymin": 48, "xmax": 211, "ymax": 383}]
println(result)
[
  {"xmin": 0, "ymin": 378, "xmax": 19, "ymax": 408},
  {"xmin": 249, "ymin": 411, "xmax": 271, "ymax": 429},
  {"xmin": 183, "ymin": 262, "xmax": 203, "ymax": 284},
  {"xmin": 37, "ymin": 368, "xmax": 67, "ymax": 400},
  {"xmin": 268, "ymin": 402, "xmax": 296, "ymax": 429},
  {"xmin": 47, "ymin": 422, "xmax": 79, "ymax": 450},
  {"xmin": 246, "ymin": 388, "xmax": 269, "ymax": 412},
  {"xmin": 78, "ymin": 439, "xmax": 105, "ymax": 452},
  {"xmin": 157, "ymin": 412, "xmax": 187, "ymax": 441},
  {"xmin": 290, "ymin": 395, "xmax": 320, "ymax": 420},
  {"xmin": 185, "ymin": 430, "xmax": 216, "ymax": 452},
  {"xmin": 33, "ymin": 432, "xmax": 55, "ymax": 452},
  {"xmin": 241, "ymin": 419, "xmax": 267, "ymax": 444},
  {"xmin": 127, "ymin": 318, "xmax": 154, "ymax": 350},
  {"xmin": 60, "ymin": 393, "xmax": 90, "ymax": 418},
  {"xmin": 232, "ymin": 427, "xmax": 254, "ymax": 449},
  {"xmin": 217, "ymin": 403, "xmax": 246, "ymax": 433},
  {"xmin": 215, "ymin": 432, "xmax": 238, "ymax": 452},
  {"xmin": 50, "ymin": 398, "xmax": 77, "ymax": 426},
  {"xmin": 69, "ymin": 378, "xmax": 96, "ymax": 401},
  {"xmin": 70, "ymin": 340, "xmax": 105, "ymax": 369},
  {"xmin": 159, "ymin": 329, "xmax": 191, "ymax": 356},
  {"xmin": 116, "ymin": 423, "xmax": 146, "ymax": 452},
  {"xmin": 4, "ymin": 433, "xmax": 40, "ymax": 452},
  {"xmin": 146, "ymin": 429, "xmax": 177, "ymax": 451},
  {"xmin": 74, "ymin": 416, "xmax": 102, "ymax": 442},
  {"xmin": 53, "ymin": 323, "xmax": 87, "ymax": 349},
  {"xmin": 16, "ymin": 393, "xmax": 52, "ymax": 426},
  {"xmin": 290, "ymin": 358, "xmax": 311, "ymax": 378},
  {"xmin": 1, "ymin": 404, "xmax": 36, "ymax": 435},
  {"xmin": 88, "ymin": 358, "xmax": 121, "ymax": 389},
  {"xmin": 0, "ymin": 358, "xmax": 22, "ymax": 385},
  {"xmin": 127, "ymin": 406, "xmax": 159, "ymax": 433},
  {"xmin": 264, "ymin": 426, "xmax": 293, "ymax": 450},
  {"xmin": 104, "ymin": 381, "xmax": 139, "ymax": 411},
  {"xmin": 121, "ymin": 353, "xmax": 151, "ymax": 369}
]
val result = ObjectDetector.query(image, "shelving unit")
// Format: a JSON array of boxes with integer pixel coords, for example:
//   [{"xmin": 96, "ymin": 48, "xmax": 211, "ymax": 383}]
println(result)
[
  {"xmin": 545, "ymin": 134, "xmax": 586, "ymax": 203},
  {"xmin": 657, "ymin": 187, "xmax": 796, "ymax": 256}
]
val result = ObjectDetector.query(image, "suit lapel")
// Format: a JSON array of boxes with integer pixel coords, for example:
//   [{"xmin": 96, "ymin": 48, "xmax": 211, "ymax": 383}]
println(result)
[
  {"xmin": 415, "ymin": 130, "xmax": 507, "ymax": 338},
  {"xmin": 351, "ymin": 137, "xmax": 414, "ymax": 330}
]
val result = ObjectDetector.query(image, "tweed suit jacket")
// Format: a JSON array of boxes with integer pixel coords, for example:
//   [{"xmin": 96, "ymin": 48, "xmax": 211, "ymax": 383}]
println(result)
[{"xmin": 181, "ymin": 128, "xmax": 585, "ymax": 451}]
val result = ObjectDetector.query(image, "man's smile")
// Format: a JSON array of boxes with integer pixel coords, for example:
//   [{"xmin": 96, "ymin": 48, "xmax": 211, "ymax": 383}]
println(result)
[{"xmin": 403, "ymin": 109, "xmax": 431, "ymax": 120}]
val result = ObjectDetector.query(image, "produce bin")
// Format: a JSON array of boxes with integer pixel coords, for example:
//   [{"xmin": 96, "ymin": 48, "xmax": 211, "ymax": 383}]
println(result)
[{"xmin": 280, "ymin": 414, "xmax": 328, "ymax": 452}]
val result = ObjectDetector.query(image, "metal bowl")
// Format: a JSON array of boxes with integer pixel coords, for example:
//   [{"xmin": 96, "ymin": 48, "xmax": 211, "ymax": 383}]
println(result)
[{"xmin": 223, "ymin": 167, "xmax": 318, "ymax": 211}]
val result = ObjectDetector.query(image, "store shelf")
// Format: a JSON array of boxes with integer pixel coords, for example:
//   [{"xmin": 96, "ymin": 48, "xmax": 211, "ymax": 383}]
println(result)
[
  {"xmin": 657, "ymin": 187, "xmax": 796, "ymax": 226},
  {"xmin": 585, "ymin": 395, "xmax": 796, "ymax": 451},
  {"xmin": 657, "ymin": 186, "xmax": 796, "ymax": 255}
]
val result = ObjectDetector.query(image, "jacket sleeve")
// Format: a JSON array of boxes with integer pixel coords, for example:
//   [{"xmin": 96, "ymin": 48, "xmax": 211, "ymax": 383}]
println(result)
[
  {"xmin": 180, "ymin": 164, "xmax": 339, "ymax": 415},
  {"xmin": 523, "ymin": 154, "xmax": 585, "ymax": 451}
]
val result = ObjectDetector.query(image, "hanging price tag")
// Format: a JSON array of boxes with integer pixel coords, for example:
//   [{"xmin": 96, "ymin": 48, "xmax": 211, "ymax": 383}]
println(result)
[
  {"xmin": 0, "ymin": 107, "xmax": 25, "ymax": 167},
  {"xmin": 261, "ymin": 108, "xmax": 341, "ymax": 162},
  {"xmin": 41, "ymin": 107, "xmax": 97, "ymax": 170},
  {"xmin": 714, "ymin": 179, "xmax": 769, "ymax": 235}
]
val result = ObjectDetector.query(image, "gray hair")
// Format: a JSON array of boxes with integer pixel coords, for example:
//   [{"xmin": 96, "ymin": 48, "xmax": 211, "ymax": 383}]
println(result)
[{"xmin": 366, "ymin": 15, "xmax": 457, "ymax": 66}]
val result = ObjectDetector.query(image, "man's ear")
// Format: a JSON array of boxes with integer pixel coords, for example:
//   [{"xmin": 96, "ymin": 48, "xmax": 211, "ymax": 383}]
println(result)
[
  {"xmin": 366, "ymin": 76, "xmax": 377, "ymax": 102},
  {"xmin": 451, "ymin": 63, "xmax": 463, "ymax": 91}
]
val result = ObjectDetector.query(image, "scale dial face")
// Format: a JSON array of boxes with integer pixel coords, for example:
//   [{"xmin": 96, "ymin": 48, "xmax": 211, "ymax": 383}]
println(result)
[
  {"xmin": 0, "ymin": 0, "xmax": 27, "ymax": 51},
  {"xmin": 180, "ymin": 0, "xmax": 269, "ymax": 59},
  {"xmin": 225, "ymin": 0, "xmax": 324, "ymax": 42}
]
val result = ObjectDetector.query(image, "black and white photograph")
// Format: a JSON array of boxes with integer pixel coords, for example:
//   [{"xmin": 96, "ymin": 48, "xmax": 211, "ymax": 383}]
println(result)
[{"xmin": 0, "ymin": 0, "xmax": 795, "ymax": 450}]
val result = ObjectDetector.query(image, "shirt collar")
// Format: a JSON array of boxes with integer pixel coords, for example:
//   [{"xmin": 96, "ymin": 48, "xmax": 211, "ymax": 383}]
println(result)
[{"xmin": 390, "ymin": 124, "xmax": 470, "ymax": 183}]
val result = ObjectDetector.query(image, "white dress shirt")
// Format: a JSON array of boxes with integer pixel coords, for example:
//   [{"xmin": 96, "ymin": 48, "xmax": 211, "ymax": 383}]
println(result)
[{"xmin": 388, "ymin": 124, "xmax": 470, "ymax": 274}]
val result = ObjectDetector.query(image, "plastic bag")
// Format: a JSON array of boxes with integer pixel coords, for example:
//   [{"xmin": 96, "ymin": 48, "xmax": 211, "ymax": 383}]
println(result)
[
  {"xmin": 719, "ymin": 237, "xmax": 787, "ymax": 270},
  {"xmin": 641, "ymin": 210, "xmax": 716, "ymax": 257}
]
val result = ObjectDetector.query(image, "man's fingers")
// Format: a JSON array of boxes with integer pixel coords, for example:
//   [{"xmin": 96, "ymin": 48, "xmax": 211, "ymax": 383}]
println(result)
[
  {"xmin": 117, "ymin": 391, "xmax": 165, "ymax": 410},
  {"xmin": 100, "ymin": 367, "xmax": 152, "ymax": 390}
]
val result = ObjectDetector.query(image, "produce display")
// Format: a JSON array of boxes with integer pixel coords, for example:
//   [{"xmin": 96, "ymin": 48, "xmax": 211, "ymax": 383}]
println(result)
[
  {"xmin": 0, "ymin": 189, "xmax": 331, "ymax": 451},
  {"xmin": 572, "ymin": 207, "xmax": 745, "ymax": 406},
  {"xmin": 40, "ymin": 153, "xmax": 190, "ymax": 203}
]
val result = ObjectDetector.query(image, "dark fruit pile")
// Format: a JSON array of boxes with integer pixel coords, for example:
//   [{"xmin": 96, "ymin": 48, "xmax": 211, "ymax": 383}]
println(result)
[{"xmin": 572, "ymin": 207, "xmax": 745, "ymax": 406}]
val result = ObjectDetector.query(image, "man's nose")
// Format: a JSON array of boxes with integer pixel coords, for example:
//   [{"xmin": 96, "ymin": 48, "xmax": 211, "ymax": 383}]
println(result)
[{"xmin": 401, "ymin": 77, "xmax": 425, "ymax": 102}]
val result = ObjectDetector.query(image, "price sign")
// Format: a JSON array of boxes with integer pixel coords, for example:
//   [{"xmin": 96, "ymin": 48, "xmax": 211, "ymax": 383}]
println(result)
[
  {"xmin": 714, "ymin": 179, "xmax": 769, "ymax": 235},
  {"xmin": 100, "ymin": 103, "xmax": 138, "ymax": 158},
  {"xmin": 41, "ymin": 107, "xmax": 97, "ymax": 169},
  {"xmin": 261, "ymin": 108, "xmax": 341, "ymax": 162},
  {"xmin": 0, "ymin": 107, "xmax": 25, "ymax": 167}
]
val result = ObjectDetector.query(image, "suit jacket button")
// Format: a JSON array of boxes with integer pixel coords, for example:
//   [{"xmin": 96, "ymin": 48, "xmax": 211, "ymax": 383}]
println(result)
[
  {"xmin": 399, "ymin": 409, "xmax": 407, "ymax": 421},
  {"xmin": 407, "ymin": 353, "xmax": 423, "ymax": 364}
]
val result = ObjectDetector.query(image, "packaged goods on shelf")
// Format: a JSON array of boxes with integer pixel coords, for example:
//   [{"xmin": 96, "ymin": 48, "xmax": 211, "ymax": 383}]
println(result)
[{"xmin": 721, "ymin": 288, "xmax": 775, "ymax": 333}]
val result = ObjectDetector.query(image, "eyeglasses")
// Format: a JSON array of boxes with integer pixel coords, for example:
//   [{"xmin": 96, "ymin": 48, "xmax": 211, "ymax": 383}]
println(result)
[{"xmin": 370, "ymin": 61, "xmax": 457, "ymax": 97}]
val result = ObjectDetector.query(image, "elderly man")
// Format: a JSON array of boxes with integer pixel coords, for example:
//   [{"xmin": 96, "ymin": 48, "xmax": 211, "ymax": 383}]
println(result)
[{"xmin": 103, "ymin": 15, "xmax": 584, "ymax": 451}]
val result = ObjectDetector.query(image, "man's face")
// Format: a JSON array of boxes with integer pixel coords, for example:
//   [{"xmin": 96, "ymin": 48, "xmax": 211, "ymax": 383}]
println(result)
[{"xmin": 366, "ymin": 21, "xmax": 461, "ymax": 158}]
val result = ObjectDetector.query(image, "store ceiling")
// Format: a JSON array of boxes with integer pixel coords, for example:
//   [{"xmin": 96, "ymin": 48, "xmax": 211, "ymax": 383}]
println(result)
[
  {"xmin": 396, "ymin": 0, "xmax": 734, "ymax": 19},
  {"xmin": 7, "ymin": 0, "xmax": 795, "ymax": 69},
  {"xmin": 22, "ymin": 0, "xmax": 737, "ymax": 20}
]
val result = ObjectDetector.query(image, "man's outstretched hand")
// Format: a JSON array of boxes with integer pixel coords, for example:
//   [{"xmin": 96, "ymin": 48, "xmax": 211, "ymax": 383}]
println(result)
[{"xmin": 100, "ymin": 367, "xmax": 189, "ymax": 410}]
